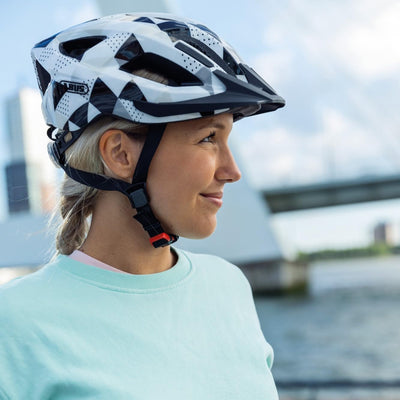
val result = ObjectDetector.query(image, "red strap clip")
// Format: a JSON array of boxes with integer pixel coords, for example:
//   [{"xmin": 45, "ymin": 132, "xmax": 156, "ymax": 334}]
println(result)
[{"xmin": 149, "ymin": 233, "xmax": 176, "ymax": 248}]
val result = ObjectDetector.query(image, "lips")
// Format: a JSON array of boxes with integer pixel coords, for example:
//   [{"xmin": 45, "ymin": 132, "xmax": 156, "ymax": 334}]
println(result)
[
  {"xmin": 200, "ymin": 192, "xmax": 223, "ymax": 207},
  {"xmin": 201, "ymin": 192, "xmax": 223, "ymax": 199}
]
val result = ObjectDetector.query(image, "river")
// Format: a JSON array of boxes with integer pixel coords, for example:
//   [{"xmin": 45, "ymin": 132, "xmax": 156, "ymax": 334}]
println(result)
[{"xmin": 255, "ymin": 255, "xmax": 400, "ymax": 399}]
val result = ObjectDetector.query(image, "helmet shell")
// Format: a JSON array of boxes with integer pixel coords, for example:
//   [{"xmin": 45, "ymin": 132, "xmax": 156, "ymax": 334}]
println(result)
[{"xmin": 32, "ymin": 13, "xmax": 285, "ymax": 135}]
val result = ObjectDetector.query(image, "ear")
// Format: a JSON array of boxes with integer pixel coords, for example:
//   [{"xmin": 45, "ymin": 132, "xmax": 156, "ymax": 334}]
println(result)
[{"xmin": 99, "ymin": 130, "xmax": 139, "ymax": 181}]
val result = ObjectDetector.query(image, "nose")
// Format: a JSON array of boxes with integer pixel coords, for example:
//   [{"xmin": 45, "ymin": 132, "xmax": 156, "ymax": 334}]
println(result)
[{"xmin": 215, "ymin": 146, "xmax": 242, "ymax": 183}]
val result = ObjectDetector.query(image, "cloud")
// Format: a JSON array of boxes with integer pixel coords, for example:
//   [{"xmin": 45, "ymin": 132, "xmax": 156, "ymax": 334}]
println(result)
[
  {"xmin": 239, "ymin": 106, "xmax": 394, "ymax": 188},
  {"xmin": 242, "ymin": 0, "xmax": 400, "ymax": 188},
  {"xmin": 257, "ymin": 0, "xmax": 400, "ymax": 81},
  {"xmin": 331, "ymin": 1, "xmax": 400, "ymax": 79}
]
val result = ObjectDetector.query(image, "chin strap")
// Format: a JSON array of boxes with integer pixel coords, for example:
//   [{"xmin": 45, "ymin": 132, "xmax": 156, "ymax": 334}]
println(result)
[
  {"xmin": 127, "ymin": 123, "xmax": 179, "ymax": 247},
  {"xmin": 51, "ymin": 123, "xmax": 178, "ymax": 248}
]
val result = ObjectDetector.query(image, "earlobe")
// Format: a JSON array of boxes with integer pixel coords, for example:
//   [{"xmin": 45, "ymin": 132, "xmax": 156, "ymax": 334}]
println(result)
[{"xmin": 99, "ymin": 130, "xmax": 137, "ymax": 181}]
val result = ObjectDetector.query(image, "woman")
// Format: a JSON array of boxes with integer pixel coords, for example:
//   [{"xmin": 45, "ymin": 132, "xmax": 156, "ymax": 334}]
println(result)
[{"xmin": 0, "ymin": 13, "xmax": 285, "ymax": 399}]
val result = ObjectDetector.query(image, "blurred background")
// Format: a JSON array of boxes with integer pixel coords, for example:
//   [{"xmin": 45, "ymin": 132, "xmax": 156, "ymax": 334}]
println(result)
[{"xmin": 1, "ymin": 0, "xmax": 400, "ymax": 399}]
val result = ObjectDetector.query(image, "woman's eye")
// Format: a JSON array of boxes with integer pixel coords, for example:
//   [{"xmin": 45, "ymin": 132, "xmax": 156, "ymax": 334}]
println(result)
[{"xmin": 200, "ymin": 132, "xmax": 216, "ymax": 143}]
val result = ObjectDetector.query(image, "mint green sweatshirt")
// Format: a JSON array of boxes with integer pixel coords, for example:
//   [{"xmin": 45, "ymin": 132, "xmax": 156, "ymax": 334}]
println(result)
[{"xmin": 0, "ymin": 248, "xmax": 278, "ymax": 399}]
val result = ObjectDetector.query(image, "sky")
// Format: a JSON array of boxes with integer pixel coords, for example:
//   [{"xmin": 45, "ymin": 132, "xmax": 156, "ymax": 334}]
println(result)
[{"xmin": 0, "ymin": 0, "xmax": 400, "ymax": 253}]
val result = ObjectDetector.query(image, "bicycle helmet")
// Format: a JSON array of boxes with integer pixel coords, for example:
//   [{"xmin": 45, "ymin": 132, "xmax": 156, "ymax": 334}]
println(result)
[{"xmin": 31, "ymin": 13, "xmax": 285, "ymax": 247}]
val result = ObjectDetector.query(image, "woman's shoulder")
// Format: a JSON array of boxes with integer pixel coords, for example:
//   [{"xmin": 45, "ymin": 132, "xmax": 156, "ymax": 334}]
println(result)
[
  {"xmin": 0, "ymin": 260, "xmax": 56, "ymax": 294},
  {"xmin": 0, "ymin": 261, "xmax": 60, "ymax": 324}
]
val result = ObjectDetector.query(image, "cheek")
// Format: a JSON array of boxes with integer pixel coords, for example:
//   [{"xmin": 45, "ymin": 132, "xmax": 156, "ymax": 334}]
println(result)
[
  {"xmin": 151, "ymin": 152, "xmax": 214, "ymax": 192},
  {"xmin": 147, "ymin": 155, "xmax": 215, "ymax": 213},
  {"xmin": 146, "ymin": 155, "xmax": 218, "ymax": 238}
]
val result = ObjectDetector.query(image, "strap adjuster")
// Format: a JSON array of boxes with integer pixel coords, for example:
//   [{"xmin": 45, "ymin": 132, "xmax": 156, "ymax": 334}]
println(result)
[
  {"xmin": 150, "ymin": 233, "xmax": 179, "ymax": 248},
  {"xmin": 126, "ymin": 184, "xmax": 149, "ymax": 209}
]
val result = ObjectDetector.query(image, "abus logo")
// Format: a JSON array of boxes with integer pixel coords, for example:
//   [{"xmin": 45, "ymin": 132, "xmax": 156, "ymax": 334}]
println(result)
[{"xmin": 60, "ymin": 81, "xmax": 89, "ymax": 95}]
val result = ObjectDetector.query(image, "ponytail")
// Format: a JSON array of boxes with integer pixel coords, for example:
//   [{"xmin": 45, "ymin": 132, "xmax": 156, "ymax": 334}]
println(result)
[{"xmin": 56, "ymin": 184, "xmax": 97, "ymax": 255}]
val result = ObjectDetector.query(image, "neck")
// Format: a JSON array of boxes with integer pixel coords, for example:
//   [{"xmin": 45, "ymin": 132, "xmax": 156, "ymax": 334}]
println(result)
[{"xmin": 80, "ymin": 192, "xmax": 177, "ymax": 275}]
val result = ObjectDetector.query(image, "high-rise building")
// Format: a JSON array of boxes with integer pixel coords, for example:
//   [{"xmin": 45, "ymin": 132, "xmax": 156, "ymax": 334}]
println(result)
[{"xmin": 5, "ymin": 87, "xmax": 56, "ymax": 214}]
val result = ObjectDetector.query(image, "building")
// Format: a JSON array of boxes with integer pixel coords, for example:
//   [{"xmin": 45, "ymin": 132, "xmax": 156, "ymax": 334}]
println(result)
[
  {"xmin": 373, "ymin": 221, "xmax": 397, "ymax": 246},
  {"xmin": 5, "ymin": 88, "xmax": 56, "ymax": 214}
]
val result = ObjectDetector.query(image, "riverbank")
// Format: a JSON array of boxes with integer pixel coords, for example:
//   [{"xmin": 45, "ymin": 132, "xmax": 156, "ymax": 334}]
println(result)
[{"xmin": 296, "ymin": 243, "xmax": 399, "ymax": 263}]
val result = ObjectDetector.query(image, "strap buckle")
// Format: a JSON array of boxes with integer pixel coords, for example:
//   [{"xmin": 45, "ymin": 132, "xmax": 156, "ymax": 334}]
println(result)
[
  {"xmin": 128, "ymin": 184, "xmax": 179, "ymax": 248},
  {"xmin": 150, "ymin": 233, "xmax": 179, "ymax": 248}
]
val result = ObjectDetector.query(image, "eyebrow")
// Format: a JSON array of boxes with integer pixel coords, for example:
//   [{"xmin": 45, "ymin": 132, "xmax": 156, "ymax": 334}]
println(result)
[{"xmin": 196, "ymin": 120, "xmax": 227, "ymax": 131}]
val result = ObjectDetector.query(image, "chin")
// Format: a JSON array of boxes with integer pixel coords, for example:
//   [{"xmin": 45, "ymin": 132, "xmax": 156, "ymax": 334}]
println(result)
[
  {"xmin": 185, "ymin": 230, "xmax": 215, "ymax": 240},
  {"xmin": 165, "ymin": 216, "xmax": 217, "ymax": 240},
  {"xmin": 183, "ymin": 218, "xmax": 217, "ymax": 240}
]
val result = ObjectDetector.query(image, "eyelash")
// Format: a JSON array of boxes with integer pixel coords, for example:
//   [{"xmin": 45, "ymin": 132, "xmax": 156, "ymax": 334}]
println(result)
[{"xmin": 200, "ymin": 132, "xmax": 216, "ymax": 143}]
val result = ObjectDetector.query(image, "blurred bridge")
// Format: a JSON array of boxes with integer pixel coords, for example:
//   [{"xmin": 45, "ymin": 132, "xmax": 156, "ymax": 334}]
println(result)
[{"xmin": 263, "ymin": 174, "xmax": 400, "ymax": 213}]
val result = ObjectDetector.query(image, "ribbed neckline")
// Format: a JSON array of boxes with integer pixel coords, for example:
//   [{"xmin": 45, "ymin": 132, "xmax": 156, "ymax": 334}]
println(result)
[{"xmin": 53, "ymin": 248, "xmax": 194, "ymax": 293}]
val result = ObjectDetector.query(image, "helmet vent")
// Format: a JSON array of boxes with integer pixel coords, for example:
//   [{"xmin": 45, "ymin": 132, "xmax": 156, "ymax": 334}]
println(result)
[
  {"xmin": 223, "ymin": 49, "xmax": 244, "ymax": 76},
  {"xmin": 121, "ymin": 53, "xmax": 203, "ymax": 87},
  {"xmin": 175, "ymin": 41, "xmax": 213, "ymax": 69},
  {"xmin": 59, "ymin": 36, "xmax": 107, "ymax": 61},
  {"xmin": 115, "ymin": 34, "xmax": 143, "ymax": 62},
  {"xmin": 157, "ymin": 20, "xmax": 190, "ymax": 41},
  {"xmin": 183, "ymin": 37, "xmax": 236, "ymax": 76}
]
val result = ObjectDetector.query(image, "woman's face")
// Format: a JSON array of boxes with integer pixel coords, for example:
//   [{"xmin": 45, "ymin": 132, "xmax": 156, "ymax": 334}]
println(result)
[{"xmin": 146, "ymin": 113, "xmax": 241, "ymax": 239}]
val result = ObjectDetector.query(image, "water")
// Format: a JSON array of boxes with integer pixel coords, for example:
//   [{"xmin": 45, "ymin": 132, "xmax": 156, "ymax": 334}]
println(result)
[{"xmin": 254, "ymin": 255, "xmax": 400, "ymax": 399}]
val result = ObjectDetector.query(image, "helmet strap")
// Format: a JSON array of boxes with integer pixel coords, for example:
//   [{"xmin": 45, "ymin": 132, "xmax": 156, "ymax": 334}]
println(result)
[
  {"xmin": 53, "ymin": 123, "xmax": 178, "ymax": 248},
  {"xmin": 130, "ymin": 123, "xmax": 179, "ymax": 247}
]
